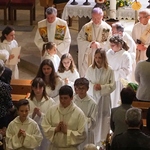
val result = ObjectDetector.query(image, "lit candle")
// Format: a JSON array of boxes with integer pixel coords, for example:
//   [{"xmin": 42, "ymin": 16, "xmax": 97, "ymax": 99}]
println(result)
[{"xmin": 110, "ymin": 0, "xmax": 116, "ymax": 19}]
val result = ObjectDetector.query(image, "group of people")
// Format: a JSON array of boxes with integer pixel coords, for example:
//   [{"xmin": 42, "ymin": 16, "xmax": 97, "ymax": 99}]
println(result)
[{"xmin": 0, "ymin": 4, "xmax": 150, "ymax": 150}]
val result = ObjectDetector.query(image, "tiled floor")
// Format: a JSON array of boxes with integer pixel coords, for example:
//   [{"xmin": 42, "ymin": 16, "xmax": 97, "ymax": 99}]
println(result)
[{"xmin": 0, "ymin": 0, "xmax": 78, "ymax": 80}]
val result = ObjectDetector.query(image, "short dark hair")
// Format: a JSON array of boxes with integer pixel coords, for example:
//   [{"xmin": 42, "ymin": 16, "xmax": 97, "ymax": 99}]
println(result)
[
  {"xmin": 59, "ymin": 85, "xmax": 73, "ymax": 97},
  {"xmin": 74, "ymin": 77, "xmax": 89, "ymax": 89},
  {"xmin": 120, "ymin": 87, "xmax": 136, "ymax": 104},
  {"xmin": 16, "ymin": 99, "xmax": 29, "ymax": 110},
  {"xmin": 112, "ymin": 22, "xmax": 124, "ymax": 32}
]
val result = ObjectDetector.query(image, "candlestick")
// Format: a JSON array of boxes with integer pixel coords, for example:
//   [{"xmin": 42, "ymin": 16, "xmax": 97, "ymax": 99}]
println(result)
[
  {"xmin": 83, "ymin": 0, "xmax": 91, "ymax": 5},
  {"xmin": 109, "ymin": 0, "xmax": 116, "ymax": 19},
  {"xmin": 70, "ymin": 0, "xmax": 78, "ymax": 5}
]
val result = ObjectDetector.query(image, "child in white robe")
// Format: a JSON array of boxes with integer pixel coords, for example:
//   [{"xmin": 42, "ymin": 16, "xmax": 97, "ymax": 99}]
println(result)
[
  {"xmin": 74, "ymin": 77, "xmax": 97, "ymax": 144},
  {"xmin": 0, "ymin": 26, "xmax": 20, "ymax": 79},
  {"xmin": 42, "ymin": 42, "xmax": 60, "ymax": 72},
  {"xmin": 57, "ymin": 53, "xmax": 80, "ymax": 91},
  {"xmin": 85, "ymin": 49, "xmax": 116, "ymax": 149},
  {"xmin": 6, "ymin": 99, "xmax": 43, "ymax": 150},
  {"xmin": 41, "ymin": 85, "xmax": 87, "ymax": 150},
  {"xmin": 28, "ymin": 77, "xmax": 55, "ymax": 150},
  {"xmin": 36, "ymin": 59, "xmax": 63, "ymax": 102}
]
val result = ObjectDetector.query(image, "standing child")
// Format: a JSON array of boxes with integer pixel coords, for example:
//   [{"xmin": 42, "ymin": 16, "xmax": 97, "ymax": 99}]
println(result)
[
  {"xmin": 74, "ymin": 77, "xmax": 97, "ymax": 144},
  {"xmin": 0, "ymin": 26, "xmax": 20, "ymax": 79},
  {"xmin": 28, "ymin": 77, "xmax": 55, "ymax": 150},
  {"xmin": 6, "ymin": 99, "xmax": 43, "ymax": 150},
  {"xmin": 42, "ymin": 42, "xmax": 60, "ymax": 72},
  {"xmin": 57, "ymin": 53, "xmax": 80, "ymax": 90}
]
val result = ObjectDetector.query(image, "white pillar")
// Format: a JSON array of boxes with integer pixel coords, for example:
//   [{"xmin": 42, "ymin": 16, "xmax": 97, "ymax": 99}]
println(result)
[{"xmin": 109, "ymin": 0, "xmax": 116, "ymax": 19}]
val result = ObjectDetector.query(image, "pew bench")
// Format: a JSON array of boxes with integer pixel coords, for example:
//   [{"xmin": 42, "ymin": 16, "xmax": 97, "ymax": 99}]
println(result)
[
  {"xmin": 132, "ymin": 101, "xmax": 150, "ymax": 126},
  {"xmin": 10, "ymin": 79, "xmax": 32, "ymax": 95}
]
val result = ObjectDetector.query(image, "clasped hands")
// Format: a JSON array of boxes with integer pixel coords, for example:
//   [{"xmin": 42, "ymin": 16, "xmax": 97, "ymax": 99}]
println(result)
[
  {"xmin": 32, "ymin": 107, "xmax": 41, "ymax": 119},
  {"xmin": 90, "ymin": 41, "xmax": 99, "ymax": 49},
  {"xmin": 18, "ymin": 129, "xmax": 26, "ymax": 138},
  {"xmin": 137, "ymin": 43, "xmax": 147, "ymax": 51},
  {"xmin": 94, "ymin": 84, "xmax": 101, "ymax": 91},
  {"xmin": 55, "ymin": 121, "xmax": 67, "ymax": 134}
]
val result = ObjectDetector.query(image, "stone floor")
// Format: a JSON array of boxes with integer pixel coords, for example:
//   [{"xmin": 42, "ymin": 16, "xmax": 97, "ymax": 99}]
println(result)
[{"xmin": 0, "ymin": 0, "xmax": 79, "ymax": 79}]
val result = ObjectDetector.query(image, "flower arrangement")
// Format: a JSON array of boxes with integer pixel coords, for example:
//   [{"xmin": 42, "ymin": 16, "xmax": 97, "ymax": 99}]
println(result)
[{"xmin": 105, "ymin": 0, "xmax": 133, "ymax": 9}]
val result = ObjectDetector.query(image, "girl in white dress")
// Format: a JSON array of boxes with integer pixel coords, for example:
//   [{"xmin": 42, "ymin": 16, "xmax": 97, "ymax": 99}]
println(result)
[
  {"xmin": 85, "ymin": 49, "xmax": 116, "ymax": 149},
  {"xmin": 36, "ymin": 59, "xmax": 63, "ymax": 102},
  {"xmin": 57, "ymin": 53, "xmax": 80, "ymax": 90},
  {"xmin": 28, "ymin": 77, "xmax": 55, "ymax": 150},
  {"xmin": 107, "ymin": 35, "xmax": 132, "ymax": 108},
  {"xmin": 0, "ymin": 26, "xmax": 19, "ymax": 79},
  {"xmin": 42, "ymin": 42, "xmax": 60, "ymax": 72}
]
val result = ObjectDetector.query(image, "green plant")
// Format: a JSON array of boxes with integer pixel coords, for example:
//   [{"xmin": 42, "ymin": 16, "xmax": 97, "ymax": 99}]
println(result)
[{"xmin": 104, "ymin": 0, "xmax": 133, "ymax": 9}]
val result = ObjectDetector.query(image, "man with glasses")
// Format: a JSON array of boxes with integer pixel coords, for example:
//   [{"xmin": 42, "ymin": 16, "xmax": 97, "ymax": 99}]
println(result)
[{"xmin": 132, "ymin": 9, "xmax": 150, "ymax": 63}]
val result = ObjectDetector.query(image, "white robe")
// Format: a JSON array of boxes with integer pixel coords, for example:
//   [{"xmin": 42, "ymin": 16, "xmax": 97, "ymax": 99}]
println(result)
[
  {"xmin": 43, "ymin": 54, "xmax": 60, "ymax": 72},
  {"xmin": 34, "ymin": 18, "xmax": 71, "ymax": 59},
  {"xmin": 6, "ymin": 116, "xmax": 43, "ymax": 150},
  {"xmin": 123, "ymin": 32, "xmax": 136, "ymax": 82},
  {"xmin": 132, "ymin": 22, "xmax": 150, "ymax": 62},
  {"xmin": 107, "ymin": 49, "xmax": 132, "ymax": 108},
  {"xmin": 46, "ymin": 77, "xmax": 63, "ymax": 103},
  {"xmin": 77, "ymin": 21, "xmax": 112, "ymax": 77},
  {"xmin": 0, "ymin": 39, "xmax": 19, "ymax": 79},
  {"xmin": 41, "ymin": 102, "xmax": 87, "ymax": 150},
  {"xmin": 74, "ymin": 94, "xmax": 97, "ymax": 144},
  {"xmin": 57, "ymin": 69, "xmax": 80, "ymax": 90},
  {"xmin": 28, "ymin": 97, "xmax": 55, "ymax": 150},
  {"xmin": 85, "ymin": 65, "xmax": 115, "ymax": 147}
]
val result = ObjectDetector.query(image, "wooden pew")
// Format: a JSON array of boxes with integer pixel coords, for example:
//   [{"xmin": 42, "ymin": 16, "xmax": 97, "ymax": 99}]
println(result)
[
  {"xmin": 10, "ymin": 79, "xmax": 31, "ymax": 95},
  {"xmin": 132, "ymin": 101, "xmax": 150, "ymax": 126}
]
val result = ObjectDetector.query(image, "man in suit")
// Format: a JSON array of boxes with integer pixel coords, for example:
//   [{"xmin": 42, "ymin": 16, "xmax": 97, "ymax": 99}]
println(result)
[
  {"xmin": 111, "ymin": 107, "xmax": 150, "ymax": 150},
  {"xmin": 110, "ymin": 87, "xmax": 136, "ymax": 139}
]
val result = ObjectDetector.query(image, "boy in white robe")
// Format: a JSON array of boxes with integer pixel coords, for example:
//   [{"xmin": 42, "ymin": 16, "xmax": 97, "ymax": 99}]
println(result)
[
  {"xmin": 73, "ymin": 77, "xmax": 97, "ymax": 144},
  {"xmin": 34, "ymin": 7, "xmax": 71, "ymax": 60},
  {"xmin": 6, "ymin": 99, "xmax": 43, "ymax": 150},
  {"xmin": 41, "ymin": 85, "xmax": 87, "ymax": 150}
]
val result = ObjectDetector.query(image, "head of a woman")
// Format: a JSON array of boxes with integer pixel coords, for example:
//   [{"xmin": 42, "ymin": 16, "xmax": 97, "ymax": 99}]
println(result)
[
  {"xmin": 36, "ymin": 59, "xmax": 57, "ymax": 90},
  {"xmin": 109, "ymin": 35, "xmax": 129, "ymax": 52},
  {"xmin": 1, "ymin": 26, "xmax": 15, "ymax": 42},
  {"xmin": 42, "ymin": 42, "xmax": 57, "ymax": 56},
  {"xmin": 92, "ymin": 48, "xmax": 108, "ymax": 69},
  {"xmin": 30, "ymin": 77, "xmax": 48, "ymax": 100},
  {"xmin": 58, "ymin": 53, "xmax": 76, "ymax": 73}
]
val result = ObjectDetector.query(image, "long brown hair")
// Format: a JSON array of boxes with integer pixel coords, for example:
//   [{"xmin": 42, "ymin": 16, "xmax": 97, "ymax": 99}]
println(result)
[
  {"xmin": 58, "ymin": 53, "xmax": 76, "ymax": 73},
  {"xmin": 109, "ymin": 35, "xmax": 129, "ymax": 51},
  {"xmin": 36, "ymin": 59, "xmax": 58, "ymax": 90},
  {"xmin": 29, "ymin": 77, "xmax": 48, "ymax": 100},
  {"xmin": 92, "ymin": 48, "xmax": 108, "ymax": 69}
]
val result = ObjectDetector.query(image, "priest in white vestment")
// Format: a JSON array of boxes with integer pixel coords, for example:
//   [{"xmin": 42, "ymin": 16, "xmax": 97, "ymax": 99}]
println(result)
[
  {"xmin": 77, "ymin": 7, "xmax": 112, "ymax": 77},
  {"xmin": 34, "ymin": 7, "xmax": 71, "ymax": 60},
  {"xmin": 132, "ymin": 9, "xmax": 150, "ymax": 63},
  {"xmin": 41, "ymin": 85, "xmax": 87, "ymax": 150}
]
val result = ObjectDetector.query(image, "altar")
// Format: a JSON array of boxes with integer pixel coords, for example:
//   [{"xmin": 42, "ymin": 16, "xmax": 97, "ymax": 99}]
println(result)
[{"xmin": 62, "ymin": 0, "xmax": 148, "ymax": 31}]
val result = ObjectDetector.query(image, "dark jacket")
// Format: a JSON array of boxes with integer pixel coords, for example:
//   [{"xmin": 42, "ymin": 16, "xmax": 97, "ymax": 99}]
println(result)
[{"xmin": 0, "ymin": 67, "xmax": 12, "ymax": 84}]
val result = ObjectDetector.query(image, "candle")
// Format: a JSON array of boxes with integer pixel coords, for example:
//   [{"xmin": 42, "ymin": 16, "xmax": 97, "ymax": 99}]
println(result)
[{"xmin": 110, "ymin": 0, "xmax": 116, "ymax": 19}]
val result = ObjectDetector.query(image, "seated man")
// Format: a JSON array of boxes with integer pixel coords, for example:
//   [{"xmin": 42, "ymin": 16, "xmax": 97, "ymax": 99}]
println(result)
[
  {"xmin": 111, "ymin": 107, "xmax": 150, "ymax": 150},
  {"xmin": 41, "ymin": 85, "xmax": 87, "ymax": 150},
  {"xmin": 110, "ymin": 87, "xmax": 136, "ymax": 139}
]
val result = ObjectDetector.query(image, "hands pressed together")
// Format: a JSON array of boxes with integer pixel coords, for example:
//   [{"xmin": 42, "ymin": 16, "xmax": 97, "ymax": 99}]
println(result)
[{"xmin": 55, "ymin": 121, "xmax": 67, "ymax": 134}]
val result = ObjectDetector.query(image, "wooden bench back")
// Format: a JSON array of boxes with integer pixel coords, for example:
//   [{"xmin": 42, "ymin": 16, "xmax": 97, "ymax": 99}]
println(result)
[{"xmin": 10, "ymin": 79, "xmax": 32, "ymax": 95}]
